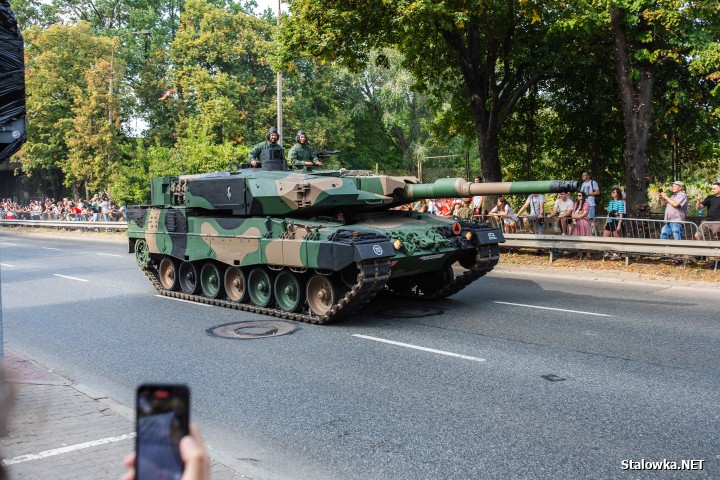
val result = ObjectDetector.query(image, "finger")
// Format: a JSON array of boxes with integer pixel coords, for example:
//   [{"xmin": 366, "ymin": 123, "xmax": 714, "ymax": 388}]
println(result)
[
  {"xmin": 123, "ymin": 452, "xmax": 136, "ymax": 467},
  {"xmin": 180, "ymin": 425, "xmax": 210, "ymax": 480}
]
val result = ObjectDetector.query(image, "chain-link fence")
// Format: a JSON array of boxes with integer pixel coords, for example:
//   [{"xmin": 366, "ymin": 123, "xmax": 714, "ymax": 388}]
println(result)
[{"xmin": 378, "ymin": 154, "xmax": 470, "ymax": 183}]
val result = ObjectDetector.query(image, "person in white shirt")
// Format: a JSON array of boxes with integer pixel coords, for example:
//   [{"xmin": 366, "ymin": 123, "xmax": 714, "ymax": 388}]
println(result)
[
  {"xmin": 548, "ymin": 192, "xmax": 575, "ymax": 235},
  {"xmin": 515, "ymin": 193, "xmax": 546, "ymax": 234},
  {"xmin": 580, "ymin": 170, "xmax": 600, "ymax": 220},
  {"xmin": 471, "ymin": 176, "xmax": 484, "ymax": 218}
]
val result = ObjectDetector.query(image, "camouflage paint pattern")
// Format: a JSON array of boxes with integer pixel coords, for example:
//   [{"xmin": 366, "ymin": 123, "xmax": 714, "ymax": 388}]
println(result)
[{"xmin": 128, "ymin": 168, "xmax": 575, "ymax": 294}]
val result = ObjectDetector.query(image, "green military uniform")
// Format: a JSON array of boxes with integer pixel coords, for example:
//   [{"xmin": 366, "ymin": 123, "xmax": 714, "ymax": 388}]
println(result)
[
  {"xmin": 288, "ymin": 143, "xmax": 319, "ymax": 168},
  {"xmin": 249, "ymin": 140, "xmax": 284, "ymax": 162}
]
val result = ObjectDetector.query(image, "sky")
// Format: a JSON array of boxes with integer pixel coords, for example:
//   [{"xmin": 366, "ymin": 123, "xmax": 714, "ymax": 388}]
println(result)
[{"xmin": 252, "ymin": 0, "xmax": 288, "ymax": 15}]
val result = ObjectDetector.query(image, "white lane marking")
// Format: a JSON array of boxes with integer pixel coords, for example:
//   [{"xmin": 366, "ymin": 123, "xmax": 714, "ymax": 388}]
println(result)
[
  {"xmin": 2, "ymin": 433, "xmax": 136, "ymax": 465},
  {"xmin": 0, "ymin": 263, "xmax": 14, "ymax": 267},
  {"xmin": 42, "ymin": 247, "xmax": 62, "ymax": 251},
  {"xmin": 97, "ymin": 253, "xmax": 123, "ymax": 257},
  {"xmin": 155, "ymin": 295, "xmax": 212, "ymax": 307},
  {"xmin": 353, "ymin": 334, "xmax": 486, "ymax": 362},
  {"xmin": 493, "ymin": 301, "xmax": 611, "ymax": 317},
  {"xmin": 1, "ymin": 242, "xmax": 17, "ymax": 246},
  {"xmin": 53, "ymin": 274, "xmax": 89, "ymax": 282}
]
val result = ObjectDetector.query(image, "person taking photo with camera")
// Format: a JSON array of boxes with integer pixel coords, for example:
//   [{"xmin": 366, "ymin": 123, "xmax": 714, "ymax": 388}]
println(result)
[
  {"xmin": 603, "ymin": 187, "xmax": 626, "ymax": 237},
  {"xmin": 659, "ymin": 181, "xmax": 688, "ymax": 240}
]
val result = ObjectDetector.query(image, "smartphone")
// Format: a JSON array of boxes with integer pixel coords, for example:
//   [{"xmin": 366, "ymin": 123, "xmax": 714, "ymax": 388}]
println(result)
[{"xmin": 135, "ymin": 384, "xmax": 190, "ymax": 480}]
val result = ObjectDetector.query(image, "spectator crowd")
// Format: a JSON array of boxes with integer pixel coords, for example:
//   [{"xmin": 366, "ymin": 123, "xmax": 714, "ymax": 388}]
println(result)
[
  {"xmin": 395, "ymin": 171, "xmax": 720, "ymax": 242},
  {"xmin": 0, "ymin": 194, "xmax": 126, "ymax": 222}
]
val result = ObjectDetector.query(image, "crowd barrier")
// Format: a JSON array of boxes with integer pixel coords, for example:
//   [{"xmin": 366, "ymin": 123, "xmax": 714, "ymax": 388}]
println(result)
[
  {"xmin": 480, "ymin": 215, "xmax": 720, "ymax": 241},
  {"xmin": 0, "ymin": 219, "xmax": 127, "ymax": 231},
  {"xmin": 1, "ymin": 217, "xmax": 718, "ymax": 271}
]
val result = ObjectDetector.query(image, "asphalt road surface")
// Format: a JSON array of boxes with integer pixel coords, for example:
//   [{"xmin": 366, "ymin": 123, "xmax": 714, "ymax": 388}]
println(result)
[{"xmin": 1, "ymin": 231, "xmax": 718, "ymax": 479}]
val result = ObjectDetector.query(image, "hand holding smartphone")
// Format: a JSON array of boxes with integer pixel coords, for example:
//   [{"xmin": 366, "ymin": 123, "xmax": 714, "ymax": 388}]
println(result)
[{"xmin": 135, "ymin": 384, "xmax": 190, "ymax": 480}]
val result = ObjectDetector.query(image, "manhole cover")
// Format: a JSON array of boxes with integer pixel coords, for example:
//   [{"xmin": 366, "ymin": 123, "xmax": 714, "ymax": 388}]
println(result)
[
  {"xmin": 206, "ymin": 321, "xmax": 298, "ymax": 340},
  {"xmin": 378, "ymin": 306, "xmax": 443, "ymax": 318}
]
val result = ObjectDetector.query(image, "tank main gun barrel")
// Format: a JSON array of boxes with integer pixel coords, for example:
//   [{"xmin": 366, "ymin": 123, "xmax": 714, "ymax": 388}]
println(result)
[{"xmin": 401, "ymin": 179, "xmax": 579, "ymax": 201}]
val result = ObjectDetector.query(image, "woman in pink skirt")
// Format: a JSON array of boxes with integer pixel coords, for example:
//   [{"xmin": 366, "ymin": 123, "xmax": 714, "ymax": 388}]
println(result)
[{"xmin": 572, "ymin": 191, "xmax": 592, "ymax": 236}]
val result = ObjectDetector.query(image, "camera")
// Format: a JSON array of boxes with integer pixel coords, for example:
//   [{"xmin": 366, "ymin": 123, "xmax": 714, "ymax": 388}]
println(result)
[{"xmin": 658, "ymin": 188, "xmax": 664, "ymax": 193}]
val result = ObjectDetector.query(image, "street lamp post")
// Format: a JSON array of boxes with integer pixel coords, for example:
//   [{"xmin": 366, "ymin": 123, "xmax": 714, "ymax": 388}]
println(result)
[{"xmin": 276, "ymin": 0, "xmax": 282, "ymax": 144}]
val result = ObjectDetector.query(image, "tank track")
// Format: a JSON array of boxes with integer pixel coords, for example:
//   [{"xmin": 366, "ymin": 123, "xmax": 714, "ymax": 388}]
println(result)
[
  {"xmin": 387, "ymin": 244, "xmax": 501, "ymax": 300},
  {"xmin": 141, "ymin": 259, "xmax": 392, "ymax": 325}
]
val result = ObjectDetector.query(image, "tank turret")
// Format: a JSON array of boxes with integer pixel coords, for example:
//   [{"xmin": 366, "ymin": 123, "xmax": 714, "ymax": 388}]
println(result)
[
  {"xmin": 150, "ymin": 169, "xmax": 578, "ymax": 216},
  {"xmin": 128, "ymin": 166, "xmax": 577, "ymax": 324}
]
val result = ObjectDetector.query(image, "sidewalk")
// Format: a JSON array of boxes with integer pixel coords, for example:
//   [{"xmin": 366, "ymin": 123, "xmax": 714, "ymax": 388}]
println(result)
[{"xmin": 0, "ymin": 350, "xmax": 242, "ymax": 479}]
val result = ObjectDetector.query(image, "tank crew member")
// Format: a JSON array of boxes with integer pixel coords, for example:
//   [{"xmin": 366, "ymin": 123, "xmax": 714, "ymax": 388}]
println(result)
[
  {"xmin": 288, "ymin": 130, "xmax": 322, "ymax": 168},
  {"xmin": 249, "ymin": 127, "xmax": 284, "ymax": 167}
]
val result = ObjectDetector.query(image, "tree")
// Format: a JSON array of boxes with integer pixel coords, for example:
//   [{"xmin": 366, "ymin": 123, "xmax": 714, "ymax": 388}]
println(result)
[
  {"xmin": 64, "ymin": 56, "xmax": 124, "ymax": 198},
  {"xmin": 171, "ymin": 0, "xmax": 276, "ymax": 144},
  {"xmin": 600, "ymin": 0, "xmax": 719, "ymax": 216},
  {"xmin": 20, "ymin": 22, "xmax": 116, "ymax": 197},
  {"xmin": 282, "ymin": 0, "xmax": 566, "ymax": 182}
]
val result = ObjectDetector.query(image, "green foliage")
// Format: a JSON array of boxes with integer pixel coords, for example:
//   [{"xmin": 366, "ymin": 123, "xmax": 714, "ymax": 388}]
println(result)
[
  {"xmin": 20, "ymin": 22, "xmax": 116, "ymax": 197},
  {"xmin": 10, "ymin": 0, "xmax": 719, "ymax": 209}
]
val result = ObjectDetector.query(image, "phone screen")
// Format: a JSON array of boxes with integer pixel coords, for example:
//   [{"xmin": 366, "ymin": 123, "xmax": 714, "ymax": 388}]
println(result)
[{"xmin": 135, "ymin": 384, "xmax": 190, "ymax": 480}]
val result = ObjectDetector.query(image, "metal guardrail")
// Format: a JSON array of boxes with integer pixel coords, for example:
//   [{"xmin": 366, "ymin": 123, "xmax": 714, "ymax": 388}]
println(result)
[
  {"xmin": 2, "ymin": 217, "xmax": 718, "ymax": 270},
  {"xmin": 0, "ymin": 219, "xmax": 127, "ymax": 231}
]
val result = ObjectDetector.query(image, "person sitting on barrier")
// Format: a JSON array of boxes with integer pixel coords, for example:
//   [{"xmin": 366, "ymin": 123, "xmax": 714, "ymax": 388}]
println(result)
[
  {"xmin": 437, "ymin": 198, "xmax": 453, "ymax": 217},
  {"xmin": 453, "ymin": 199, "xmax": 473, "ymax": 220},
  {"xmin": 571, "ymin": 191, "xmax": 592, "ymax": 236},
  {"xmin": 548, "ymin": 192, "xmax": 574, "ymax": 235},
  {"xmin": 659, "ymin": 181, "xmax": 688, "ymax": 240},
  {"xmin": 489, "ymin": 197, "xmax": 518, "ymax": 233},
  {"xmin": 515, "ymin": 193, "xmax": 546, "ymax": 234},
  {"xmin": 471, "ymin": 176, "xmax": 484, "ymax": 217},
  {"xmin": 603, "ymin": 187, "xmax": 626, "ymax": 237},
  {"xmin": 694, "ymin": 182, "xmax": 720, "ymax": 240}
]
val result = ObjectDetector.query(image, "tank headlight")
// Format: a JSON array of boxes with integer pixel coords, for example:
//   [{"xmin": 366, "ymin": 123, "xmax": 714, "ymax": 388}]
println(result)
[
  {"xmin": 466, "ymin": 231, "xmax": 473, "ymax": 240},
  {"xmin": 393, "ymin": 239, "xmax": 402, "ymax": 250},
  {"xmin": 453, "ymin": 222, "xmax": 462, "ymax": 235}
]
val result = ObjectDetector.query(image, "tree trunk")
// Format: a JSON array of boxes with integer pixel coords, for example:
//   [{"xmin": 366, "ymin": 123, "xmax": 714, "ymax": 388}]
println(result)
[{"xmin": 610, "ymin": 7, "xmax": 655, "ymax": 218}]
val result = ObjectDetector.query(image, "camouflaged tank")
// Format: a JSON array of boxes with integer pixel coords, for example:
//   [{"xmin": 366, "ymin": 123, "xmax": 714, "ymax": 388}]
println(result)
[{"xmin": 127, "ymin": 160, "xmax": 578, "ymax": 324}]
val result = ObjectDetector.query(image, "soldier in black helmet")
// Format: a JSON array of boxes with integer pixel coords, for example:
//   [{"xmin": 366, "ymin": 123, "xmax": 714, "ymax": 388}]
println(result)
[
  {"xmin": 248, "ymin": 127, "xmax": 284, "ymax": 167},
  {"xmin": 288, "ymin": 130, "xmax": 322, "ymax": 168}
]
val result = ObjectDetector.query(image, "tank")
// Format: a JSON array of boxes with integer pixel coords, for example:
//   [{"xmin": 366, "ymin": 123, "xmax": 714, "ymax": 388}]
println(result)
[{"xmin": 127, "ymin": 164, "xmax": 578, "ymax": 324}]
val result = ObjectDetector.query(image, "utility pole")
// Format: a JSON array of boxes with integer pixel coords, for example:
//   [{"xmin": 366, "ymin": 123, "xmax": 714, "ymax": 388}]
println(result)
[{"xmin": 276, "ymin": 0, "xmax": 283, "ymax": 144}]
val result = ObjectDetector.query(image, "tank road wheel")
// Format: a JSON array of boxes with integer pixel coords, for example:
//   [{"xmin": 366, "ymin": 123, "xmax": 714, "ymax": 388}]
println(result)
[
  {"xmin": 179, "ymin": 261, "xmax": 200, "ymax": 294},
  {"xmin": 135, "ymin": 239, "xmax": 151, "ymax": 269},
  {"xmin": 224, "ymin": 267, "xmax": 247, "ymax": 303},
  {"xmin": 158, "ymin": 257, "xmax": 179, "ymax": 290},
  {"xmin": 274, "ymin": 271, "xmax": 305, "ymax": 312},
  {"xmin": 306, "ymin": 274, "xmax": 337, "ymax": 316},
  {"xmin": 248, "ymin": 267, "xmax": 273, "ymax": 307},
  {"xmin": 200, "ymin": 262, "xmax": 224, "ymax": 299}
]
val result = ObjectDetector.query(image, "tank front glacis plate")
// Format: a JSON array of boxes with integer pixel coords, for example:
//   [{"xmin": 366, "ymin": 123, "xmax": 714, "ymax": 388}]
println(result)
[{"xmin": 353, "ymin": 211, "xmax": 504, "ymax": 277}]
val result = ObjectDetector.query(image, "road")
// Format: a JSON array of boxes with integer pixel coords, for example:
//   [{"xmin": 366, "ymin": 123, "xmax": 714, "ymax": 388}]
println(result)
[{"xmin": 1, "ymin": 230, "xmax": 718, "ymax": 479}]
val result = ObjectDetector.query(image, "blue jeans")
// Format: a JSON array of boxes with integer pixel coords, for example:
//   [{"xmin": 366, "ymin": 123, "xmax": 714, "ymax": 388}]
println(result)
[{"xmin": 660, "ymin": 222, "xmax": 683, "ymax": 240}]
